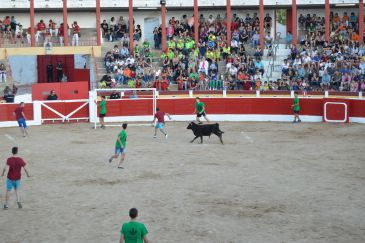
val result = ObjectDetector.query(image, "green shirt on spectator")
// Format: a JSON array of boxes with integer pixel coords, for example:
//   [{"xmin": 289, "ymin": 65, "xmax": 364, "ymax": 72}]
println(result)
[
  {"xmin": 121, "ymin": 221, "xmax": 148, "ymax": 243},
  {"xmin": 293, "ymin": 97, "xmax": 300, "ymax": 112},
  {"xmin": 196, "ymin": 101, "xmax": 205, "ymax": 113},
  {"xmin": 100, "ymin": 100, "xmax": 106, "ymax": 115},
  {"xmin": 189, "ymin": 72, "xmax": 198, "ymax": 81},
  {"xmin": 116, "ymin": 130, "xmax": 127, "ymax": 148}
]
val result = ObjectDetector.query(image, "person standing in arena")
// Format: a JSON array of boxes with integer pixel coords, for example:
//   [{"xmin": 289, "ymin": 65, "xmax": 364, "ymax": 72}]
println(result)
[
  {"xmin": 291, "ymin": 92, "xmax": 302, "ymax": 123},
  {"xmin": 95, "ymin": 96, "xmax": 107, "ymax": 129},
  {"xmin": 14, "ymin": 102, "xmax": 28, "ymax": 137},
  {"xmin": 1, "ymin": 147, "xmax": 30, "ymax": 210},
  {"xmin": 194, "ymin": 97, "xmax": 210, "ymax": 124},
  {"xmin": 120, "ymin": 208, "xmax": 149, "ymax": 243},
  {"xmin": 109, "ymin": 123, "xmax": 128, "ymax": 169},
  {"xmin": 151, "ymin": 107, "xmax": 171, "ymax": 139}
]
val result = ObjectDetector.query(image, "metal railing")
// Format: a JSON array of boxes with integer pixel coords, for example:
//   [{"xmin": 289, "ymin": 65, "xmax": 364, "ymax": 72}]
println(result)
[{"xmin": 0, "ymin": 36, "xmax": 97, "ymax": 48}]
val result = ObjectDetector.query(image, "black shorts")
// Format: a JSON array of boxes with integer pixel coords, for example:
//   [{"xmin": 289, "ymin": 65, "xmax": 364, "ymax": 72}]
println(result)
[
  {"xmin": 99, "ymin": 113, "xmax": 106, "ymax": 118},
  {"xmin": 294, "ymin": 110, "xmax": 300, "ymax": 114},
  {"xmin": 197, "ymin": 112, "xmax": 206, "ymax": 118}
]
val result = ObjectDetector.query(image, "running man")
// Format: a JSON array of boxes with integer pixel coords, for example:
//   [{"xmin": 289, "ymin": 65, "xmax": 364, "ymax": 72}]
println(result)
[
  {"xmin": 95, "ymin": 96, "xmax": 107, "ymax": 129},
  {"xmin": 152, "ymin": 107, "xmax": 171, "ymax": 139},
  {"xmin": 2, "ymin": 147, "xmax": 30, "ymax": 210},
  {"xmin": 194, "ymin": 97, "xmax": 210, "ymax": 124},
  {"xmin": 14, "ymin": 102, "xmax": 28, "ymax": 137},
  {"xmin": 109, "ymin": 123, "xmax": 127, "ymax": 169},
  {"xmin": 291, "ymin": 91, "xmax": 302, "ymax": 123},
  {"xmin": 120, "ymin": 208, "xmax": 149, "ymax": 243}
]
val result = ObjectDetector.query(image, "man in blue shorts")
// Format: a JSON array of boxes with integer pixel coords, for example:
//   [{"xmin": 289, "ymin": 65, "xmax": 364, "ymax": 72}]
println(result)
[
  {"xmin": 151, "ymin": 107, "xmax": 171, "ymax": 139},
  {"xmin": 14, "ymin": 102, "xmax": 28, "ymax": 137},
  {"xmin": 109, "ymin": 123, "xmax": 127, "ymax": 169},
  {"xmin": 1, "ymin": 147, "xmax": 30, "ymax": 209}
]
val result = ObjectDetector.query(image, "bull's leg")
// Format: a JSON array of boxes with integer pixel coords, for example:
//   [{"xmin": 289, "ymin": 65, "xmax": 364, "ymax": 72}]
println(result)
[
  {"xmin": 199, "ymin": 136, "xmax": 203, "ymax": 144},
  {"xmin": 213, "ymin": 132, "xmax": 224, "ymax": 144},
  {"xmin": 218, "ymin": 134, "xmax": 224, "ymax": 144},
  {"xmin": 190, "ymin": 136, "xmax": 199, "ymax": 143}
]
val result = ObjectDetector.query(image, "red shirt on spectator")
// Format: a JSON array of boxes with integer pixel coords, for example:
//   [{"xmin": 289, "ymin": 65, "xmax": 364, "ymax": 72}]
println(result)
[
  {"xmin": 3, "ymin": 18, "xmax": 10, "ymax": 26},
  {"xmin": 37, "ymin": 21, "xmax": 46, "ymax": 31},
  {"xmin": 7, "ymin": 157, "xmax": 26, "ymax": 181},
  {"xmin": 243, "ymin": 81, "xmax": 251, "ymax": 90},
  {"xmin": 14, "ymin": 107, "xmax": 24, "ymax": 120},
  {"xmin": 58, "ymin": 25, "xmax": 64, "ymax": 36},
  {"xmin": 72, "ymin": 24, "xmax": 80, "ymax": 34},
  {"xmin": 154, "ymin": 111, "xmax": 166, "ymax": 123}
]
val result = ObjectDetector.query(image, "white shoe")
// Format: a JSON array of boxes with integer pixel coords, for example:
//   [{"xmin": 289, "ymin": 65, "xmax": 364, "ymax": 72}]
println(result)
[
  {"xmin": 153, "ymin": 135, "xmax": 157, "ymax": 138},
  {"xmin": 165, "ymin": 134, "xmax": 168, "ymax": 139}
]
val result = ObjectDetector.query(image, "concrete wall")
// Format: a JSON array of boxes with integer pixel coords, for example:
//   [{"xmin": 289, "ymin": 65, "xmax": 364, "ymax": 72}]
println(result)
[{"xmin": 8, "ymin": 55, "xmax": 37, "ymax": 84}]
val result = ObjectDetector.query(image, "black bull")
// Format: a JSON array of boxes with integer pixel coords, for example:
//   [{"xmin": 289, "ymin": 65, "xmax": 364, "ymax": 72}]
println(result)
[{"xmin": 187, "ymin": 122, "xmax": 224, "ymax": 144}]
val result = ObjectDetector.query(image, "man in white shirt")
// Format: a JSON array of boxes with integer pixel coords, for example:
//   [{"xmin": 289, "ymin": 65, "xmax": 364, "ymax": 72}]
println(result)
[{"xmin": 198, "ymin": 57, "xmax": 209, "ymax": 75}]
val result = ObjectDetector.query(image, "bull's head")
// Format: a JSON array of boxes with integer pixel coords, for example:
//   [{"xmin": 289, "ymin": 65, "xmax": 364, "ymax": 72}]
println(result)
[{"xmin": 186, "ymin": 122, "xmax": 194, "ymax": 130}]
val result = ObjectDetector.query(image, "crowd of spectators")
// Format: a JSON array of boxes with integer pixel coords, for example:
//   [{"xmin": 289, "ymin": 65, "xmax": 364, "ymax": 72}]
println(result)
[
  {"xmin": 279, "ymin": 11, "xmax": 365, "ymax": 92},
  {"xmin": 99, "ymin": 41, "xmax": 156, "ymax": 89},
  {"xmin": 153, "ymin": 12, "xmax": 281, "ymax": 91},
  {"xmin": 0, "ymin": 16, "xmax": 81, "ymax": 46}
]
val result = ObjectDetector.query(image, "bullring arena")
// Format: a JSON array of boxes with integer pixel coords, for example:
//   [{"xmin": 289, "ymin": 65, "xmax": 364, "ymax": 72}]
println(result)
[{"xmin": 1, "ymin": 0, "xmax": 365, "ymax": 242}]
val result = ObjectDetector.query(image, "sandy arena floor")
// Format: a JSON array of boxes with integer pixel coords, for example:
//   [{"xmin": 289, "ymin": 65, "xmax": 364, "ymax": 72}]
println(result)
[{"xmin": 0, "ymin": 122, "xmax": 364, "ymax": 243}]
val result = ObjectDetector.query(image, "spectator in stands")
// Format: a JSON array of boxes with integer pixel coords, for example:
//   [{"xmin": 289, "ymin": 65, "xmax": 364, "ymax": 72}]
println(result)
[
  {"xmin": 99, "ymin": 72, "xmax": 112, "ymax": 88},
  {"xmin": 36, "ymin": 19, "xmax": 46, "ymax": 43},
  {"xmin": 58, "ymin": 23, "xmax": 65, "ymax": 46},
  {"xmin": 3, "ymin": 86, "xmax": 14, "ymax": 103},
  {"xmin": 110, "ymin": 90, "xmax": 121, "ymax": 99},
  {"xmin": 71, "ymin": 21, "xmax": 80, "ymax": 46},
  {"xmin": 133, "ymin": 24, "xmax": 142, "ymax": 42},
  {"xmin": 49, "ymin": 19, "xmax": 57, "ymax": 37},
  {"xmin": 47, "ymin": 90, "xmax": 58, "ymax": 100},
  {"xmin": 101, "ymin": 19, "xmax": 108, "ymax": 36},
  {"xmin": 0, "ymin": 63, "xmax": 7, "ymax": 83}
]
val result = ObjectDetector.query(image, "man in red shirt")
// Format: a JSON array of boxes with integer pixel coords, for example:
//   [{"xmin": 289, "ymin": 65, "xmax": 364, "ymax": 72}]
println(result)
[
  {"xmin": 36, "ymin": 19, "xmax": 46, "ymax": 43},
  {"xmin": 14, "ymin": 102, "xmax": 28, "ymax": 137},
  {"xmin": 1, "ymin": 147, "xmax": 30, "ymax": 210},
  {"xmin": 151, "ymin": 107, "xmax": 171, "ymax": 139},
  {"xmin": 58, "ymin": 23, "xmax": 65, "ymax": 46},
  {"xmin": 71, "ymin": 21, "xmax": 80, "ymax": 46}
]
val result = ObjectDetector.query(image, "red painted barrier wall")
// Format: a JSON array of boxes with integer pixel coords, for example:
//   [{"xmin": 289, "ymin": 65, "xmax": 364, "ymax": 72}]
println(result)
[
  {"xmin": 349, "ymin": 100, "xmax": 365, "ymax": 117},
  {"xmin": 32, "ymin": 82, "xmax": 89, "ymax": 100},
  {"xmin": 1, "ymin": 97, "xmax": 364, "ymax": 123},
  {"xmin": 102, "ymin": 98, "xmax": 324, "ymax": 117},
  {"xmin": 0, "ymin": 103, "xmax": 34, "ymax": 121}
]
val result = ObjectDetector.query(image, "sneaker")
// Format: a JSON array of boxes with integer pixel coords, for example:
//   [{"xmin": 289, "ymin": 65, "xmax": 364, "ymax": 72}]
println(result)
[
  {"xmin": 108, "ymin": 158, "xmax": 113, "ymax": 163},
  {"xmin": 292, "ymin": 121, "xmax": 297, "ymax": 123},
  {"xmin": 165, "ymin": 134, "xmax": 168, "ymax": 139},
  {"xmin": 153, "ymin": 135, "xmax": 157, "ymax": 138},
  {"xmin": 298, "ymin": 119, "xmax": 302, "ymax": 123},
  {"xmin": 17, "ymin": 202, "xmax": 22, "ymax": 209},
  {"xmin": 3, "ymin": 204, "xmax": 8, "ymax": 210},
  {"xmin": 118, "ymin": 166, "xmax": 124, "ymax": 169}
]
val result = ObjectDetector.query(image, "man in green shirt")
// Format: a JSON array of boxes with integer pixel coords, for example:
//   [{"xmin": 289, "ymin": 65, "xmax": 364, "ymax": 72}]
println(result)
[
  {"xmin": 95, "ymin": 96, "xmax": 107, "ymax": 129},
  {"xmin": 291, "ymin": 92, "xmax": 301, "ymax": 123},
  {"xmin": 109, "ymin": 123, "xmax": 128, "ymax": 168},
  {"xmin": 120, "ymin": 208, "xmax": 149, "ymax": 243},
  {"xmin": 194, "ymin": 97, "xmax": 210, "ymax": 124}
]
